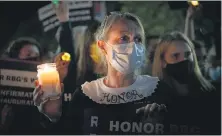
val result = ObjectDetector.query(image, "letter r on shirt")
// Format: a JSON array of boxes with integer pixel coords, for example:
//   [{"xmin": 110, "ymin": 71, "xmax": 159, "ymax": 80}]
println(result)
[{"xmin": 91, "ymin": 116, "xmax": 98, "ymax": 127}]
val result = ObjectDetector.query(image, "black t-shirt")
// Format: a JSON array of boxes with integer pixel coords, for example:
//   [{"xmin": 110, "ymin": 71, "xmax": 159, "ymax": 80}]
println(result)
[
  {"xmin": 55, "ymin": 75, "xmax": 172, "ymax": 135},
  {"xmin": 45, "ymin": 76, "xmax": 220, "ymax": 135}
]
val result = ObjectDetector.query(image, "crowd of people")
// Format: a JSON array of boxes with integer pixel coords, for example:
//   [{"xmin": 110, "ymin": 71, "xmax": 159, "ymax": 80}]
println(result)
[{"xmin": 0, "ymin": 1, "xmax": 221, "ymax": 135}]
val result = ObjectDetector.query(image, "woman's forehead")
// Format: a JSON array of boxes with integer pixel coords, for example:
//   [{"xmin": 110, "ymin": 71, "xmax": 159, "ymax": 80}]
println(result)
[
  {"xmin": 109, "ymin": 19, "xmax": 142, "ymax": 35},
  {"xmin": 21, "ymin": 44, "xmax": 39, "ymax": 53},
  {"xmin": 166, "ymin": 41, "xmax": 191, "ymax": 53}
]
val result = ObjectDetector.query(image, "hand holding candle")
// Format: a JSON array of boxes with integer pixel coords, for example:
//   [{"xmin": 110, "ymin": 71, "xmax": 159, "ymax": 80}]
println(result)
[{"xmin": 33, "ymin": 80, "xmax": 64, "ymax": 119}]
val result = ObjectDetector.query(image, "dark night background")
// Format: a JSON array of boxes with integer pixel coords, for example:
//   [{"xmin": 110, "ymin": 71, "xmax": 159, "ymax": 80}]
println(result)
[
  {"xmin": 0, "ymin": 1, "xmax": 220, "ymax": 59},
  {"xmin": 0, "ymin": 1, "xmax": 50, "ymax": 52}
]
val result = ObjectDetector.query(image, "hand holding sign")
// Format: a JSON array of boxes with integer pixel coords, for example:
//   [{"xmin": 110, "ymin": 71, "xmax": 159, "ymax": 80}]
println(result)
[
  {"xmin": 53, "ymin": 0, "xmax": 69, "ymax": 22},
  {"xmin": 33, "ymin": 80, "xmax": 63, "ymax": 122},
  {"xmin": 54, "ymin": 52, "xmax": 71, "ymax": 83},
  {"xmin": 136, "ymin": 103, "xmax": 167, "ymax": 122}
]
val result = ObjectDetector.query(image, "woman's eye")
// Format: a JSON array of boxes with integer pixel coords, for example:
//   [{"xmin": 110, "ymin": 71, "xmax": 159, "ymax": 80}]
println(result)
[
  {"xmin": 119, "ymin": 35, "xmax": 130, "ymax": 43},
  {"xmin": 134, "ymin": 37, "xmax": 142, "ymax": 43},
  {"xmin": 173, "ymin": 53, "xmax": 179, "ymax": 59}
]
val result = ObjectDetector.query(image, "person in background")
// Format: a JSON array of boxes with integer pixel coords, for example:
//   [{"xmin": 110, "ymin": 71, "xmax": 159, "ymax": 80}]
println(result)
[
  {"xmin": 53, "ymin": 1, "xmax": 106, "ymax": 88},
  {"xmin": 53, "ymin": 1, "xmax": 107, "ymax": 103},
  {"xmin": 152, "ymin": 31, "xmax": 220, "ymax": 134},
  {"xmin": 53, "ymin": 1, "xmax": 75, "ymax": 84},
  {"xmin": 1, "ymin": 36, "xmax": 66, "ymax": 134},
  {"xmin": 184, "ymin": 3, "xmax": 220, "ymax": 84},
  {"xmin": 6, "ymin": 37, "xmax": 43, "ymax": 61},
  {"xmin": 204, "ymin": 45, "xmax": 221, "ymax": 92},
  {"xmin": 33, "ymin": 12, "xmax": 171, "ymax": 135},
  {"xmin": 39, "ymin": 2, "xmax": 107, "ymax": 134},
  {"xmin": 0, "ymin": 37, "xmax": 46, "ymax": 134},
  {"xmin": 142, "ymin": 35, "xmax": 160, "ymax": 75},
  {"xmin": 192, "ymin": 40, "xmax": 207, "ymax": 74}
]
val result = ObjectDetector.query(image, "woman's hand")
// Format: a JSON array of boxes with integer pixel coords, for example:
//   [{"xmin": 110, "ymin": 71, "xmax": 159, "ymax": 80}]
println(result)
[
  {"xmin": 136, "ymin": 103, "xmax": 167, "ymax": 122},
  {"xmin": 54, "ymin": 52, "xmax": 71, "ymax": 83},
  {"xmin": 53, "ymin": 1, "xmax": 69, "ymax": 22},
  {"xmin": 33, "ymin": 80, "xmax": 64, "ymax": 122}
]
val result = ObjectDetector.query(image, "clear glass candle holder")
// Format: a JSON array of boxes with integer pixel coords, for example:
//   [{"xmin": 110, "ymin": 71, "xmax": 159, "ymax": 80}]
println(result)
[{"xmin": 37, "ymin": 63, "xmax": 61, "ymax": 100}]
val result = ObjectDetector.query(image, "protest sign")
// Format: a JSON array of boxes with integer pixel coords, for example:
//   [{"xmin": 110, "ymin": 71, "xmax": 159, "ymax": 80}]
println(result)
[
  {"xmin": 0, "ymin": 59, "xmax": 39, "ymax": 106},
  {"xmin": 39, "ymin": 1, "xmax": 95, "ymax": 32},
  {"xmin": 38, "ymin": 1, "xmax": 106, "ymax": 32}
]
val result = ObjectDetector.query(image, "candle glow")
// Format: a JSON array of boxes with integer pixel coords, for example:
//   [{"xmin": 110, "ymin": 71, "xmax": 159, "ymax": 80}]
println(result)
[{"xmin": 37, "ymin": 63, "xmax": 61, "ymax": 95}]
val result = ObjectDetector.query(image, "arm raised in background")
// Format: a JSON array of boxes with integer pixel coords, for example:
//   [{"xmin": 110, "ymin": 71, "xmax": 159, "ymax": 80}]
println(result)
[
  {"xmin": 54, "ymin": 1, "xmax": 77, "ymax": 88},
  {"xmin": 184, "ymin": 6, "xmax": 196, "ymax": 40}
]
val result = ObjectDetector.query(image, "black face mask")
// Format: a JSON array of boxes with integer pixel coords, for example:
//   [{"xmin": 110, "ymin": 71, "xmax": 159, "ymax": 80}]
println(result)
[{"xmin": 165, "ymin": 60, "xmax": 194, "ymax": 84}]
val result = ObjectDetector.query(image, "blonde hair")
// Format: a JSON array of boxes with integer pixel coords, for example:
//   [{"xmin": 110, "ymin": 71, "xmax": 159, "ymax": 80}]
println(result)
[
  {"xmin": 152, "ymin": 31, "xmax": 214, "ymax": 91},
  {"xmin": 94, "ymin": 12, "xmax": 146, "ymax": 75},
  {"xmin": 75, "ymin": 21, "xmax": 104, "ymax": 84}
]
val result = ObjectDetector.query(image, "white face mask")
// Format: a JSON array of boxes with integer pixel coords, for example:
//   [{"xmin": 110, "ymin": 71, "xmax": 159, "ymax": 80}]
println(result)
[{"xmin": 106, "ymin": 42, "xmax": 145, "ymax": 74}]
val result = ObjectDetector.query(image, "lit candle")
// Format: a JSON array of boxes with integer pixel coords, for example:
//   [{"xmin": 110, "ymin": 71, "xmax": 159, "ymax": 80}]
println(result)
[{"xmin": 37, "ymin": 63, "xmax": 61, "ymax": 100}]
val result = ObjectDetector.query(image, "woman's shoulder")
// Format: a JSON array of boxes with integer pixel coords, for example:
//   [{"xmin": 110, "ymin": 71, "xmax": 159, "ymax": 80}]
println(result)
[
  {"xmin": 156, "ymin": 80, "xmax": 173, "ymax": 91},
  {"xmin": 71, "ymin": 78, "xmax": 104, "ymax": 103},
  {"xmin": 150, "ymin": 79, "xmax": 175, "ymax": 104},
  {"xmin": 69, "ymin": 86, "xmax": 95, "ymax": 108}
]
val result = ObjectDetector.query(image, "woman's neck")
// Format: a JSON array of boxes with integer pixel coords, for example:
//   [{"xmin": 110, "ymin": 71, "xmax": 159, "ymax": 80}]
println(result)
[{"xmin": 104, "ymin": 71, "xmax": 136, "ymax": 88}]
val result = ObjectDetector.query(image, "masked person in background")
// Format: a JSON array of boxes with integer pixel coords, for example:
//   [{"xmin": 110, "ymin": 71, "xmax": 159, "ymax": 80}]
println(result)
[
  {"xmin": 2, "ymin": 37, "xmax": 67, "ymax": 134},
  {"xmin": 152, "ymin": 31, "xmax": 220, "ymax": 134},
  {"xmin": 0, "ymin": 37, "xmax": 47, "ymax": 134},
  {"xmin": 7, "ymin": 37, "xmax": 43, "ymax": 61},
  {"xmin": 204, "ymin": 46, "xmax": 221, "ymax": 94},
  {"xmin": 142, "ymin": 35, "xmax": 160, "ymax": 75},
  {"xmin": 205, "ymin": 46, "xmax": 221, "ymax": 82},
  {"xmin": 33, "ymin": 12, "xmax": 174, "ymax": 135}
]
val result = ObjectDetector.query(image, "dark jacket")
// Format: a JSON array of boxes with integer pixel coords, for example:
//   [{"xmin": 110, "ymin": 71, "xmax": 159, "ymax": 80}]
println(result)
[{"xmin": 161, "ymin": 78, "xmax": 221, "ymax": 135}]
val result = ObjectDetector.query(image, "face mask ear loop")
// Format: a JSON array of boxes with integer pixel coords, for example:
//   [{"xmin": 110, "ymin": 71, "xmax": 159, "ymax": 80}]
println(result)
[{"xmin": 104, "ymin": 42, "xmax": 115, "ymax": 60}]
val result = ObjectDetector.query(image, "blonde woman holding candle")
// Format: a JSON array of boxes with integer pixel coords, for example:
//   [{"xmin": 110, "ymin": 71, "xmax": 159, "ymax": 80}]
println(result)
[{"xmin": 33, "ymin": 12, "xmax": 172, "ymax": 135}]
